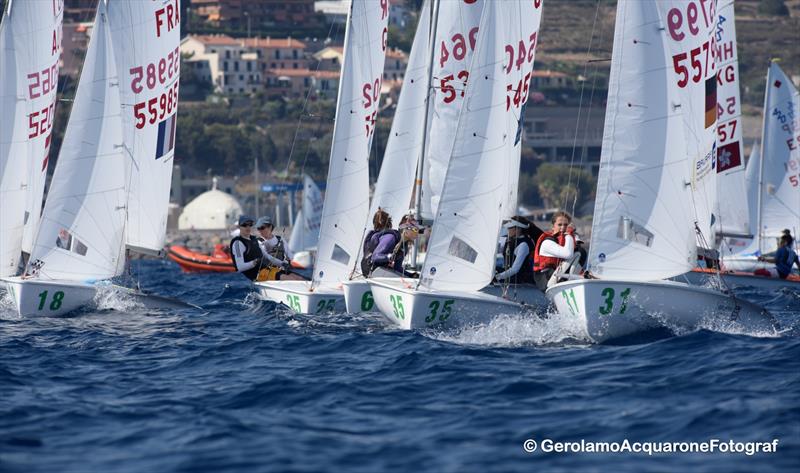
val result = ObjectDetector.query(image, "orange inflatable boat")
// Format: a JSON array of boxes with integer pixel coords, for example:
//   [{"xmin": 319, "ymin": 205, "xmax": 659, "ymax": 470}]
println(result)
[{"xmin": 167, "ymin": 244, "xmax": 236, "ymax": 273}]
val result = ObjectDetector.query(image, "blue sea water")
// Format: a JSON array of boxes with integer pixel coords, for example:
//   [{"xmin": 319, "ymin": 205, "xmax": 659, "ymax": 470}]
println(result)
[{"xmin": 1, "ymin": 260, "xmax": 798, "ymax": 473}]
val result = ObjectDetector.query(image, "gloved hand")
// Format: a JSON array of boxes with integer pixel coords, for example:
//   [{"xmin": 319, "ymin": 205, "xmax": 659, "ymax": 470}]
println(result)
[
  {"xmin": 566, "ymin": 225, "xmax": 575, "ymax": 236},
  {"xmin": 281, "ymin": 260, "xmax": 291, "ymax": 270}
]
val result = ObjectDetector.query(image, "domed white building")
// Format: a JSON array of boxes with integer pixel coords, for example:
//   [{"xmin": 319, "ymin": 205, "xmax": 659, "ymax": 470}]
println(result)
[{"xmin": 178, "ymin": 178, "xmax": 243, "ymax": 230}]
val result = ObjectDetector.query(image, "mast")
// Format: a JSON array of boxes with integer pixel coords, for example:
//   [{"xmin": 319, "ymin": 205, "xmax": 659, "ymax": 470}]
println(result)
[
  {"xmin": 755, "ymin": 61, "xmax": 773, "ymax": 256},
  {"xmin": 410, "ymin": 0, "xmax": 440, "ymax": 268}
]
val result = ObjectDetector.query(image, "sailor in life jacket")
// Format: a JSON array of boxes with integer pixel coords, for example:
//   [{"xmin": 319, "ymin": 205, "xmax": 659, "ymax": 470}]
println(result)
[
  {"xmin": 229, "ymin": 215, "xmax": 265, "ymax": 281},
  {"xmin": 360, "ymin": 209, "xmax": 399, "ymax": 277},
  {"xmin": 255, "ymin": 216, "xmax": 304, "ymax": 281},
  {"xmin": 495, "ymin": 216, "xmax": 542, "ymax": 285},
  {"xmin": 533, "ymin": 211, "xmax": 578, "ymax": 290}
]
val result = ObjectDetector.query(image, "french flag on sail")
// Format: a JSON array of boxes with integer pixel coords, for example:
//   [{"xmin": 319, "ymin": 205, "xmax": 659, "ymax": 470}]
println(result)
[{"xmin": 155, "ymin": 113, "xmax": 177, "ymax": 160}]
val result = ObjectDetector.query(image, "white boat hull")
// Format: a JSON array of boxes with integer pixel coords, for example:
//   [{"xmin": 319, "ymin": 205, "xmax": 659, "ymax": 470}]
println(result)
[
  {"xmin": 342, "ymin": 279, "xmax": 375, "ymax": 314},
  {"xmin": 2, "ymin": 277, "xmax": 98, "ymax": 316},
  {"xmin": 255, "ymin": 280, "xmax": 345, "ymax": 314},
  {"xmin": 721, "ymin": 256, "xmax": 773, "ymax": 273},
  {"xmin": 678, "ymin": 269, "xmax": 800, "ymax": 293},
  {"xmin": 368, "ymin": 277, "xmax": 547, "ymax": 330},
  {"xmin": 546, "ymin": 279, "xmax": 777, "ymax": 343}
]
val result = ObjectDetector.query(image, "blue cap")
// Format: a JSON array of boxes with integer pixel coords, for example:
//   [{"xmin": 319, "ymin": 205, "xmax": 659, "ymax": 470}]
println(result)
[
  {"xmin": 255, "ymin": 216, "xmax": 273, "ymax": 228},
  {"xmin": 238, "ymin": 215, "xmax": 255, "ymax": 226}
]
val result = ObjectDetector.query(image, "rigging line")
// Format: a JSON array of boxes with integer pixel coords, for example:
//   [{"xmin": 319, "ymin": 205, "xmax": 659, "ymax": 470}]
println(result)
[
  {"xmin": 563, "ymin": 0, "xmax": 602, "ymax": 215},
  {"xmin": 281, "ymin": 18, "xmax": 340, "ymax": 181}
]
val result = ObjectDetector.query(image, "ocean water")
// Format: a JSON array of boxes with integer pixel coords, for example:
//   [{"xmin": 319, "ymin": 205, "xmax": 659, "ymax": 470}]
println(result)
[{"xmin": 1, "ymin": 260, "xmax": 798, "ymax": 473}]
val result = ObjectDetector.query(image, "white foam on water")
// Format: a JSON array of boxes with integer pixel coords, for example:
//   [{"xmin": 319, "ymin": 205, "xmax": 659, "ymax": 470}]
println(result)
[
  {"xmin": 430, "ymin": 307, "xmax": 591, "ymax": 348},
  {"xmin": 94, "ymin": 285, "xmax": 145, "ymax": 312}
]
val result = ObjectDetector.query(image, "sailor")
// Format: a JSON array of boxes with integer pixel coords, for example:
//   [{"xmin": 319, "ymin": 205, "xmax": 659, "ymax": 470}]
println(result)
[
  {"xmin": 360, "ymin": 209, "xmax": 398, "ymax": 276},
  {"xmin": 229, "ymin": 215, "xmax": 264, "ymax": 281},
  {"xmin": 533, "ymin": 211, "xmax": 578, "ymax": 290},
  {"xmin": 495, "ymin": 216, "xmax": 539, "ymax": 284},
  {"xmin": 385, "ymin": 214, "xmax": 423, "ymax": 276},
  {"xmin": 255, "ymin": 216, "xmax": 303, "ymax": 281},
  {"xmin": 758, "ymin": 234, "xmax": 800, "ymax": 279}
]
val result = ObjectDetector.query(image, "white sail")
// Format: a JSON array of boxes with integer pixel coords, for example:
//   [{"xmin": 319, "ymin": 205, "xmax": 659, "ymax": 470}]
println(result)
[
  {"xmin": 107, "ymin": 0, "xmax": 181, "ymax": 255},
  {"xmin": 758, "ymin": 62, "xmax": 800, "ymax": 246},
  {"xmin": 720, "ymin": 142, "xmax": 762, "ymax": 257},
  {"xmin": 586, "ymin": 0, "xmax": 696, "ymax": 281},
  {"xmin": 288, "ymin": 174, "xmax": 323, "ymax": 254},
  {"xmin": 0, "ymin": 0, "xmax": 63, "ymax": 276},
  {"xmin": 367, "ymin": 0, "xmax": 431, "ymax": 223},
  {"xmin": 714, "ymin": 0, "xmax": 748, "ymax": 237},
  {"xmin": 655, "ymin": 1, "xmax": 719, "ymax": 248},
  {"xmin": 419, "ymin": 0, "xmax": 543, "ymax": 292},
  {"xmin": 419, "ymin": 0, "xmax": 485, "ymax": 219},
  {"xmin": 27, "ymin": 1, "xmax": 128, "ymax": 282},
  {"xmin": 312, "ymin": 0, "xmax": 389, "ymax": 285}
]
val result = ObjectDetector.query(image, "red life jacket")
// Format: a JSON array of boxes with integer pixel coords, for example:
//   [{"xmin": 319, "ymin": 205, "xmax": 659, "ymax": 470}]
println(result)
[{"xmin": 533, "ymin": 231, "xmax": 566, "ymax": 272}]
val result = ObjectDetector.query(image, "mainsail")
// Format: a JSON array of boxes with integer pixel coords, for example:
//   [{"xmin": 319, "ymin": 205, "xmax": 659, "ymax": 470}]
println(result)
[
  {"xmin": 27, "ymin": 1, "xmax": 128, "ymax": 281},
  {"xmin": 758, "ymin": 62, "xmax": 800, "ymax": 249},
  {"xmin": 367, "ymin": 0, "xmax": 432, "ymax": 223},
  {"xmin": 312, "ymin": 0, "xmax": 390, "ymax": 285},
  {"xmin": 0, "ymin": 0, "xmax": 63, "ymax": 276},
  {"xmin": 714, "ymin": 0, "xmax": 749, "ymax": 238},
  {"xmin": 587, "ymin": 0, "xmax": 696, "ymax": 281},
  {"xmin": 107, "ymin": 0, "xmax": 181, "ymax": 255},
  {"xmin": 288, "ymin": 174, "xmax": 323, "ymax": 255},
  {"xmin": 419, "ymin": 0, "xmax": 543, "ymax": 292},
  {"xmin": 419, "ymin": 0, "xmax": 485, "ymax": 219}
]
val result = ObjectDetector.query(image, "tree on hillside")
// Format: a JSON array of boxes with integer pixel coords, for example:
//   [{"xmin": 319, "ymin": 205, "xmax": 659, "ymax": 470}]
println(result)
[
  {"xmin": 758, "ymin": 0, "xmax": 789, "ymax": 16},
  {"xmin": 533, "ymin": 163, "xmax": 595, "ymax": 214}
]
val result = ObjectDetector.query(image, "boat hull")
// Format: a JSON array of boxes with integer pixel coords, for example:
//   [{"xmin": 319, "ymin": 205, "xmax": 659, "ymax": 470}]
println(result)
[
  {"xmin": 546, "ymin": 279, "xmax": 777, "ymax": 343},
  {"xmin": 166, "ymin": 245, "xmax": 235, "ymax": 273},
  {"xmin": 679, "ymin": 268, "xmax": 800, "ymax": 292},
  {"xmin": 368, "ymin": 278, "xmax": 546, "ymax": 330},
  {"xmin": 255, "ymin": 280, "xmax": 345, "ymax": 314},
  {"xmin": 2, "ymin": 277, "xmax": 98, "ymax": 316},
  {"xmin": 342, "ymin": 279, "xmax": 375, "ymax": 314}
]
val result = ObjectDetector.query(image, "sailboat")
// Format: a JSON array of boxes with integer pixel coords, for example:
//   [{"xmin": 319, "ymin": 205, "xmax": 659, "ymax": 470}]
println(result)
[
  {"xmin": 342, "ymin": 0, "xmax": 437, "ymax": 314},
  {"xmin": 255, "ymin": 0, "xmax": 390, "ymax": 314},
  {"xmin": 3, "ymin": 0, "xmax": 182, "ymax": 316},
  {"xmin": 0, "ymin": 0, "xmax": 63, "ymax": 283},
  {"xmin": 367, "ymin": 0, "xmax": 547, "ymax": 329},
  {"xmin": 287, "ymin": 174, "xmax": 323, "ymax": 269},
  {"xmin": 685, "ymin": 61, "xmax": 800, "ymax": 291},
  {"xmin": 545, "ymin": 0, "xmax": 776, "ymax": 343}
]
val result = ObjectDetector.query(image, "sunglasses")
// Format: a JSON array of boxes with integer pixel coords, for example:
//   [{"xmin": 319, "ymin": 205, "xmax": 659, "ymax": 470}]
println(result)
[
  {"xmin": 240, "ymin": 222, "xmax": 254, "ymax": 227},
  {"xmin": 257, "ymin": 226, "xmax": 268, "ymax": 230}
]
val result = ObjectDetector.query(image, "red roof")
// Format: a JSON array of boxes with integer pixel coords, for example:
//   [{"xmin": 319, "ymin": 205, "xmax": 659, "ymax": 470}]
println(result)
[{"xmin": 190, "ymin": 34, "xmax": 306, "ymax": 49}]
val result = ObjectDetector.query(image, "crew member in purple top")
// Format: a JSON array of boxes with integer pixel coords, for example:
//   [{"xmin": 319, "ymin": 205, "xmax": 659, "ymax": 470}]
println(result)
[{"xmin": 372, "ymin": 214, "xmax": 422, "ymax": 275}]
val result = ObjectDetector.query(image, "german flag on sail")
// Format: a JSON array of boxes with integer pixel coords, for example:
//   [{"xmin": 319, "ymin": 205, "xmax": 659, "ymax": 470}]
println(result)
[
  {"xmin": 704, "ymin": 77, "xmax": 717, "ymax": 129},
  {"xmin": 155, "ymin": 113, "xmax": 177, "ymax": 160}
]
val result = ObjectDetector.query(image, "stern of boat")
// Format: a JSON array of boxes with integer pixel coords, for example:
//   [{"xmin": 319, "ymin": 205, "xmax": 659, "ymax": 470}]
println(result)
[
  {"xmin": 342, "ymin": 279, "xmax": 375, "ymax": 314},
  {"xmin": 547, "ymin": 279, "xmax": 777, "ymax": 342},
  {"xmin": 2, "ymin": 277, "xmax": 98, "ymax": 317},
  {"xmin": 368, "ymin": 278, "xmax": 527, "ymax": 330},
  {"xmin": 255, "ymin": 280, "xmax": 345, "ymax": 314}
]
